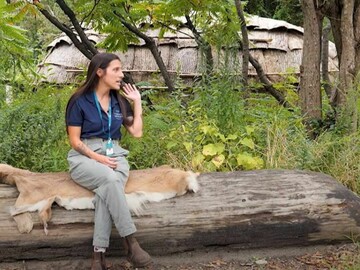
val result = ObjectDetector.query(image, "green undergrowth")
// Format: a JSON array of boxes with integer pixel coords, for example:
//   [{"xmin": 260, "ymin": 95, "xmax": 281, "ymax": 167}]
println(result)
[
  {"xmin": 0, "ymin": 76, "xmax": 359, "ymax": 195},
  {"xmin": 0, "ymin": 85, "xmax": 72, "ymax": 172}
]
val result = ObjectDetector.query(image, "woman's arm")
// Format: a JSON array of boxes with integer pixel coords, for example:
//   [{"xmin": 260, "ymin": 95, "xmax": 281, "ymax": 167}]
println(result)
[
  {"xmin": 122, "ymin": 84, "xmax": 143, "ymax": 137},
  {"xmin": 68, "ymin": 126, "xmax": 117, "ymax": 169}
]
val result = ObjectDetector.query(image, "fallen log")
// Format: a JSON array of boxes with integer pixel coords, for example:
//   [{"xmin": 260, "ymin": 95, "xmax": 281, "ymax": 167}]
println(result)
[{"xmin": 1, "ymin": 169, "xmax": 360, "ymax": 262}]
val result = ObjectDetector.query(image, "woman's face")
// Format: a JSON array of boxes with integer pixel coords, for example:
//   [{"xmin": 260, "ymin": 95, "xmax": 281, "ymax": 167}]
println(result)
[{"xmin": 99, "ymin": 59, "xmax": 124, "ymax": 90}]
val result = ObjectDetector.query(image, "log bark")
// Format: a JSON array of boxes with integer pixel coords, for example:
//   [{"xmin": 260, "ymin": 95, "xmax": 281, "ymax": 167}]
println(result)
[{"xmin": 1, "ymin": 170, "xmax": 360, "ymax": 262}]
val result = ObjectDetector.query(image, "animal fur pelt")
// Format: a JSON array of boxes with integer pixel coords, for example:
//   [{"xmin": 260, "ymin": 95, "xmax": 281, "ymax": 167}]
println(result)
[{"xmin": 0, "ymin": 164, "xmax": 199, "ymax": 234}]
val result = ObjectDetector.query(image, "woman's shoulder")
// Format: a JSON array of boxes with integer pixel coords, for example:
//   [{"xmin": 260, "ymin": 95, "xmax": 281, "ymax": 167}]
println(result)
[{"xmin": 75, "ymin": 91, "xmax": 95, "ymax": 105}]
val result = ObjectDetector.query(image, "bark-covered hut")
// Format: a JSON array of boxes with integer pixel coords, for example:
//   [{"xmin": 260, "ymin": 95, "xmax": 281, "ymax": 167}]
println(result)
[{"xmin": 38, "ymin": 16, "xmax": 338, "ymax": 85}]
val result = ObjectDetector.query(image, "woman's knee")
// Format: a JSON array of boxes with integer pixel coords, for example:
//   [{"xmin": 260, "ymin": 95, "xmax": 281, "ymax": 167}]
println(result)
[
  {"xmin": 102, "ymin": 173, "xmax": 122, "ymax": 186},
  {"xmin": 115, "ymin": 157, "xmax": 130, "ymax": 179}
]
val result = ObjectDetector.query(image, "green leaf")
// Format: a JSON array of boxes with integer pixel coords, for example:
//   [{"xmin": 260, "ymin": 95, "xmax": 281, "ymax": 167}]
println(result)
[
  {"xmin": 245, "ymin": 126, "xmax": 255, "ymax": 135},
  {"xmin": 200, "ymin": 125, "xmax": 217, "ymax": 135},
  {"xmin": 183, "ymin": 142, "xmax": 192, "ymax": 153},
  {"xmin": 218, "ymin": 133, "xmax": 226, "ymax": 142},
  {"xmin": 211, "ymin": 154, "xmax": 225, "ymax": 168},
  {"xmin": 236, "ymin": 152, "xmax": 264, "ymax": 170},
  {"xmin": 240, "ymin": 138, "xmax": 255, "ymax": 149},
  {"xmin": 227, "ymin": 134, "xmax": 238, "ymax": 140},
  {"xmin": 192, "ymin": 152, "xmax": 205, "ymax": 168},
  {"xmin": 195, "ymin": 134, "xmax": 203, "ymax": 141},
  {"xmin": 166, "ymin": 141, "xmax": 177, "ymax": 150},
  {"xmin": 203, "ymin": 161, "xmax": 217, "ymax": 172},
  {"xmin": 202, "ymin": 143, "xmax": 225, "ymax": 156}
]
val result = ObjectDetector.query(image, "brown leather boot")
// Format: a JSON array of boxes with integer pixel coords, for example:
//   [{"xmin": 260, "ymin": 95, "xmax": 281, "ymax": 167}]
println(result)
[
  {"xmin": 91, "ymin": 252, "xmax": 106, "ymax": 270},
  {"xmin": 125, "ymin": 234, "xmax": 152, "ymax": 268},
  {"xmin": 121, "ymin": 237, "xmax": 129, "ymax": 255}
]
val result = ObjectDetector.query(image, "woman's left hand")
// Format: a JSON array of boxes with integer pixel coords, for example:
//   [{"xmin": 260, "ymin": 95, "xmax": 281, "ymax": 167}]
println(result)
[{"xmin": 122, "ymin": 83, "xmax": 141, "ymax": 102}]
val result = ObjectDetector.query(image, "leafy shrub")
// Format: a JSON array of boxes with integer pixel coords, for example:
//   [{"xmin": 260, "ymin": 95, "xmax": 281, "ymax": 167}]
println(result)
[
  {"xmin": 0, "ymin": 86, "xmax": 71, "ymax": 172},
  {"xmin": 121, "ymin": 88, "xmax": 184, "ymax": 168},
  {"xmin": 123, "ymin": 77, "xmax": 265, "ymax": 172},
  {"xmin": 0, "ymin": 75, "xmax": 359, "ymax": 197}
]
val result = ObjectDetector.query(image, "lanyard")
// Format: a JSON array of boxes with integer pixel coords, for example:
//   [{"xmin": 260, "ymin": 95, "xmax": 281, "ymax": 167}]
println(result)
[{"xmin": 93, "ymin": 92, "xmax": 112, "ymax": 139}]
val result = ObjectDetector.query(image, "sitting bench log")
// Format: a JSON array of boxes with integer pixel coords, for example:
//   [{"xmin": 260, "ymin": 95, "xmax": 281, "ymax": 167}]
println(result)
[{"xmin": 1, "ymin": 169, "xmax": 360, "ymax": 262}]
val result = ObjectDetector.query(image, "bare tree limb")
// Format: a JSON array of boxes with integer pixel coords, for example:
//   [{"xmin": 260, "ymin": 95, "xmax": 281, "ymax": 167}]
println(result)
[
  {"xmin": 80, "ymin": 0, "xmax": 100, "ymax": 26},
  {"xmin": 184, "ymin": 15, "xmax": 213, "ymax": 74},
  {"xmin": 35, "ymin": 3, "xmax": 94, "ymax": 60},
  {"xmin": 232, "ymin": 2, "xmax": 290, "ymax": 108},
  {"xmin": 248, "ymin": 54, "xmax": 291, "ymax": 108},
  {"xmin": 234, "ymin": 0, "xmax": 249, "ymax": 86},
  {"xmin": 55, "ymin": 0, "xmax": 98, "ymax": 56},
  {"xmin": 113, "ymin": 10, "xmax": 175, "ymax": 92}
]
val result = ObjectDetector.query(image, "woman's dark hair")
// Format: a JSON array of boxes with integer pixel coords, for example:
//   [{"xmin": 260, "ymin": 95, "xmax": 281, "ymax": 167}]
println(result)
[{"xmin": 65, "ymin": 52, "xmax": 133, "ymax": 130}]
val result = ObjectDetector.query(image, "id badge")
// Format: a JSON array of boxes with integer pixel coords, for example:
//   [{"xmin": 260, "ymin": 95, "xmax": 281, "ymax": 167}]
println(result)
[{"xmin": 105, "ymin": 138, "xmax": 114, "ymax": 156}]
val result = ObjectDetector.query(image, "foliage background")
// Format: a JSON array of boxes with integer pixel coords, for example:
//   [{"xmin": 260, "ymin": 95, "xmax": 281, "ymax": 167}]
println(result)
[
  {"xmin": 1, "ymin": 76, "xmax": 359, "ymax": 195},
  {"xmin": 0, "ymin": 0, "xmax": 359, "ymax": 195}
]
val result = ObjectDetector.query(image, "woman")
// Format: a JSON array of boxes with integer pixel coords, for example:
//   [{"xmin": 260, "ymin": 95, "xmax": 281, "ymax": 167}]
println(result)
[{"xmin": 65, "ymin": 53, "xmax": 152, "ymax": 269}]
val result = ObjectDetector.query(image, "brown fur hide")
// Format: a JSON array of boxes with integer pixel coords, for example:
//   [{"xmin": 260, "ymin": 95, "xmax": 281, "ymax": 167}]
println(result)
[{"xmin": 0, "ymin": 164, "xmax": 199, "ymax": 234}]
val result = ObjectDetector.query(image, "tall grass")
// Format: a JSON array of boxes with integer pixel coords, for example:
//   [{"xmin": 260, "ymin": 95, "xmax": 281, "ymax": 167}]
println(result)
[
  {"xmin": 0, "ymin": 75, "xmax": 359, "ymax": 195},
  {"xmin": 264, "ymin": 113, "xmax": 360, "ymax": 193}
]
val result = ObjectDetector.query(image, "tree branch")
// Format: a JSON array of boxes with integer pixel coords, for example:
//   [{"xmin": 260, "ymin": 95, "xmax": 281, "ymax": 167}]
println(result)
[
  {"xmin": 80, "ymin": 0, "xmax": 100, "ymax": 26},
  {"xmin": 234, "ymin": 0, "xmax": 249, "ymax": 86},
  {"xmin": 248, "ymin": 53, "xmax": 291, "ymax": 108},
  {"xmin": 113, "ymin": 10, "xmax": 175, "ymax": 92},
  {"xmin": 233, "ymin": 3, "xmax": 290, "ymax": 108},
  {"xmin": 35, "ymin": 3, "xmax": 94, "ymax": 60},
  {"xmin": 55, "ymin": 0, "xmax": 98, "ymax": 56},
  {"xmin": 185, "ymin": 15, "xmax": 213, "ymax": 74},
  {"xmin": 156, "ymin": 21, "xmax": 194, "ymax": 38}
]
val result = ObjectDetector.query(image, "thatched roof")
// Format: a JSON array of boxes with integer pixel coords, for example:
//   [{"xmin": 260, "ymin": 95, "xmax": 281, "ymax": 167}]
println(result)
[{"xmin": 38, "ymin": 16, "xmax": 338, "ymax": 84}]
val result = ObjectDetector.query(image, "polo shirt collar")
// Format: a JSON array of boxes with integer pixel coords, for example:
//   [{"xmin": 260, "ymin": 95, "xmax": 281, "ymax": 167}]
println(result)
[
  {"xmin": 84, "ymin": 90, "xmax": 95, "ymax": 104},
  {"xmin": 84, "ymin": 90, "xmax": 119, "ymax": 107}
]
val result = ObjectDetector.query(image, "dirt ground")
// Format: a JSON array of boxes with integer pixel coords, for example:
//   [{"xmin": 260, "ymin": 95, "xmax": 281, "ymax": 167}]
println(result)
[{"xmin": 1, "ymin": 243, "xmax": 359, "ymax": 270}]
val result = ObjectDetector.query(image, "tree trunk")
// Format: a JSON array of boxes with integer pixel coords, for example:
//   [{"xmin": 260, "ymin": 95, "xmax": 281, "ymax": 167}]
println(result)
[
  {"xmin": 335, "ymin": 0, "xmax": 356, "ymax": 106},
  {"xmin": 235, "ymin": 0, "xmax": 249, "ymax": 86},
  {"xmin": 354, "ymin": 1, "xmax": 360, "ymax": 77},
  {"xmin": 300, "ymin": 0, "xmax": 323, "ymax": 125},
  {"xmin": 321, "ymin": 22, "xmax": 332, "ymax": 99},
  {"xmin": 1, "ymin": 170, "xmax": 360, "ymax": 262},
  {"xmin": 321, "ymin": 1, "xmax": 342, "ymax": 63}
]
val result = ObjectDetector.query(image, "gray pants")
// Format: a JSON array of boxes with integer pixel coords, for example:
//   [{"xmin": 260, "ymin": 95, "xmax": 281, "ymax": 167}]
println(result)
[{"xmin": 67, "ymin": 138, "xmax": 136, "ymax": 248}]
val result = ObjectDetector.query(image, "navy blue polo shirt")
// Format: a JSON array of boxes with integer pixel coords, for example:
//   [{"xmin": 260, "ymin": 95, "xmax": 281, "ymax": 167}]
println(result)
[{"xmin": 66, "ymin": 90, "xmax": 124, "ymax": 140}]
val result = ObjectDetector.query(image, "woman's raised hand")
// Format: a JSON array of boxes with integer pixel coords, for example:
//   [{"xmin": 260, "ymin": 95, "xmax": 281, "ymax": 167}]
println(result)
[{"xmin": 121, "ymin": 83, "xmax": 141, "ymax": 102}]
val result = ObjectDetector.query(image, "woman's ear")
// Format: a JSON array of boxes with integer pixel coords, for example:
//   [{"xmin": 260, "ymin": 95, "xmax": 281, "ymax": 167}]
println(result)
[{"xmin": 96, "ymin": 68, "xmax": 104, "ymax": 78}]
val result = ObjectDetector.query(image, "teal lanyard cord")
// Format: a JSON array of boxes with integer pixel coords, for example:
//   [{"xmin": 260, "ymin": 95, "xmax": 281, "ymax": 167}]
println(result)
[{"xmin": 93, "ymin": 92, "xmax": 112, "ymax": 139}]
